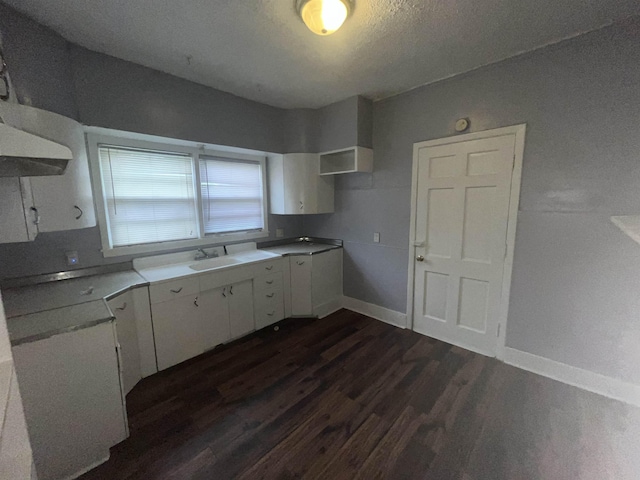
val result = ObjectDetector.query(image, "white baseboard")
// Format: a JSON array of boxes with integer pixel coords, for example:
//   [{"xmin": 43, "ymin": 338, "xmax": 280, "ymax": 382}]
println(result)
[
  {"xmin": 67, "ymin": 454, "xmax": 110, "ymax": 480},
  {"xmin": 314, "ymin": 298, "xmax": 344, "ymax": 319},
  {"xmin": 339, "ymin": 298, "xmax": 640, "ymax": 408},
  {"xmin": 503, "ymin": 347, "xmax": 640, "ymax": 408},
  {"xmin": 341, "ymin": 296, "xmax": 407, "ymax": 328}
]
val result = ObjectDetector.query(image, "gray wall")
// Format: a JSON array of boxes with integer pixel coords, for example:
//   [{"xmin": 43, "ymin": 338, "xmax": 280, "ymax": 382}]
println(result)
[
  {"xmin": 283, "ymin": 95, "xmax": 373, "ymax": 153},
  {"xmin": 0, "ymin": 3, "xmax": 77, "ymax": 119},
  {"xmin": 305, "ymin": 18, "xmax": 640, "ymax": 385},
  {"xmin": 0, "ymin": 3, "xmax": 305, "ymax": 279}
]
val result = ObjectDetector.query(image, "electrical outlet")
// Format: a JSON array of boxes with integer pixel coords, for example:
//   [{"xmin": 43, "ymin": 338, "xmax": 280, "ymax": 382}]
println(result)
[
  {"xmin": 66, "ymin": 251, "xmax": 79, "ymax": 266},
  {"xmin": 276, "ymin": 228, "xmax": 284, "ymax": 238},
  {"xmin": 373, "ymin": 232, "xmax": 380, "ymax": 243}
]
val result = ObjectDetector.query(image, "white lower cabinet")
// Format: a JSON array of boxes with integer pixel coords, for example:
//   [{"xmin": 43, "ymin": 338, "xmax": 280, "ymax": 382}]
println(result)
[
  {"xmin": 289, "ymin": 248, "xmax": 343, "ymax": 318},
  {"xmin": 290, "ymin": 257, "xmax": 313, "ymax": 316},
  {"xmin": 254, "ymin": 272, "xmax": 285, "ymax": 329},
  {"xmin": 107, "ymin": 287, "xmax": 157, "ymax": 395},
  {"xmin": 199, "ymin": 286, "xmax": 231, "ymax": 351},
  {"xmin": 11, "ymin": 322, "xmax": 127, "ymax": 480},
  {"xmin": 228, "ymin": 280, "xmax": 255, "ymax": 339},
  {"xmin": 152, "ymin": 294, "xmax": 201, "ymax": 371}
]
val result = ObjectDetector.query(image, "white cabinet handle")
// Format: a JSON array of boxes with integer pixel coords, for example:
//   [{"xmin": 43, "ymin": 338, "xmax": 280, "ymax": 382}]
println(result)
[
  {"xmin": 194, "ymin": 297, "xmax": 199, "ymax": 307},
  {"xmin": 30, "ymin": 206, "xmax": 40, "ymax": 225},
  {"xmin": 267, "ymin": 311, "xmax": 275, "ymax": 316},
  {"xmin": 170, "ymin": 287, "xmax": 183, "ymax": 294},
  {"xmin": 222, "ymin": 287, "xmax": 226, "ymax": 298},
  {"xmin": 229, "ymin": 285, "xmax": 234, "ymax": 295},
  {"xmin": 296, "ymin": 260, "xmax": 305, "ymax": 265},
  {"xmin": 265, "ymin": 265, "xmax": 273, "ymax": 271},
  {"xmin": 266, "ymin": 280, "xmax": 274, "ymax": 285},
  {"xmin": 74, "ymin": 205, "xmax": 83, "ymax": 220},
  {"xmin": 299, "ymin": 201, "xmax": 303, "ymax": 210},
  {"xmin": 116, "ymin": 302, "xmax": 127, "ymax": 311},
  {"xmin": 266, "ymin": 293, "xmax": 274, "ymax": 298}
]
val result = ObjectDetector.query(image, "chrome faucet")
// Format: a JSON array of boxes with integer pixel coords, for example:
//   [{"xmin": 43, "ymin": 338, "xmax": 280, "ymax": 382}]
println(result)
[{"xmin": 195, "ymin": 248, "xmax": 219, "ymax": 260}]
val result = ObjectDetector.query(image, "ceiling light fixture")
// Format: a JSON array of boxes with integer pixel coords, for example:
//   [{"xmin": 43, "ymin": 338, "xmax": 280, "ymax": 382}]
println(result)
[{"xmin": 297, "ymin": 0, "xmax": 352, "ymax": 36}]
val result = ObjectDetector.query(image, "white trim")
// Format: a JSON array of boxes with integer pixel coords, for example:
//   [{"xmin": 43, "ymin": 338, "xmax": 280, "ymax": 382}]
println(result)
[
  {"xmin": 503, "ymin": 347, "xmax": 640, "ymax": 408},
  {"xmin": 85, "ymin": 132, "xmax": 270, "ymax": 258},
  {"xmin": 342, "ymin": 296, "xmax": 407, "ymax": 328},
  {"xmin": 314, "ymin": 297, "xmax": 344, "ymax": 319},
  {"xmin": 64, "ymin": 454, "xmax": 110, "ymax": 480},
  {"xmin": 405, "ymin": 124, "xmax": 526, "ymax": 360}
]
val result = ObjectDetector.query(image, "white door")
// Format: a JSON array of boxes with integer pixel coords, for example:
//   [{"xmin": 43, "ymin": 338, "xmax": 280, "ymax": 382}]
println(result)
[
  {"xmin": 411, "ymin": 133, "xmax": 517, "ymax": 356},
  {"xmin": 199, "ymin": 286, "xmax": 231, "ymax": 350},
  {"xmin": 228, "ymin": 280, "xmax": 255, "ymax": 339}
]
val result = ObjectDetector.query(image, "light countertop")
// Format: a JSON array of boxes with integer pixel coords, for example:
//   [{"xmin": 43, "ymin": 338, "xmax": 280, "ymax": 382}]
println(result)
[
  {"xmin": 134, "ymin": 249, "xmax": 282, "ymax": 284},
  {"xmin": 1, "ymin": 270, "xmax": 147, "ymax": 346}
]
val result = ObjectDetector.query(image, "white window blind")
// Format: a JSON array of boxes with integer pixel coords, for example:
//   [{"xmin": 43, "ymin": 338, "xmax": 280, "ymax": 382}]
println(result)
[
  {"xmin": 199, "ymin": 156, "xmax": 264, "ymax": 235},
  {"xmin": 98, "ymin": 146, "xmax": 198, "ymax": 247}
]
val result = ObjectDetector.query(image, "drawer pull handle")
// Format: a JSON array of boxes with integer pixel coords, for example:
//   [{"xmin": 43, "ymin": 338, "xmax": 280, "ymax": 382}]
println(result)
[
  {"xmin": 267, "ymin": 311, "xmax": 275, "ymax": 316},
  {"xmin": 229, "ymin": 285, "xmax": 234, "ymax": 295},
  {"xmin": 266, "ymin": 293, "xmax": 274, "ymax": 298},
  {"xmin": 266, "ymin": 266, "xmax": 273, "ymax": 271},
  {"xmin": 170, "ymin": 287, "xmax": 183, "ymax": 294},
  {"xmin": 74, "ymin": 205, "xmax": 83, "ymax": 220},
  {"xmin": 116, "ymin": 302, "xmax": 127, "ymax": 311},
  {"xmin": 296, "ymin": 260, "xmax": 305, "ymax": 265},
  {"xmin": 222, "ymin": 287, "xmax": 226, "ymax": 298},
  {"xmin": 266, "ymin": 280, "xmax": 274, "ymax": 285},
  {"xmin": 194, "ymin": 297, "xmax": 199, "ymax": 307}
]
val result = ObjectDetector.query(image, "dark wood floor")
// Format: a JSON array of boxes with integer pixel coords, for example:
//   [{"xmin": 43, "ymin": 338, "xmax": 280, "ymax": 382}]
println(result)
[{"xmin": 81, "ymin": 309, "xmax": 640, "ymax": 480}]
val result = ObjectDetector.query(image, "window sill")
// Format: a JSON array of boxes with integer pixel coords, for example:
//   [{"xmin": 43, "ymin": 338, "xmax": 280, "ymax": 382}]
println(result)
[{"xmin": 102, "ymin": 231, "xmax": 270, "ymax": 258}]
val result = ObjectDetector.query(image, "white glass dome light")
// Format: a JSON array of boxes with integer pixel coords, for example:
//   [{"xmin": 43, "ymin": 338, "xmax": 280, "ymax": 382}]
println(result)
[{"xmin": 297, "ymin": 0, "xmax": 352, "ymax": 36}]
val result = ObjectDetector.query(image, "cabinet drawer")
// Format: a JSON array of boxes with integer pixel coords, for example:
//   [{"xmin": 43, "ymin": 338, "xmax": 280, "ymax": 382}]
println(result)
[
  {"xmin": 255, "ymin": 302, "xmax": 285, "ymax": 329},
  {"xmin": 254, "ymin": 288, "xmax": 283, "ymax": 311},
  {"xmin": 149, "ymin": 277, "xmax": 199, "ymax": 304},
  {"xmin": 253, "ymin": 272, "xmax": 283, "ymax": 292},
  {"xmin": 256, "ymin": 259, "xmax": 283, "ymax": 275}
]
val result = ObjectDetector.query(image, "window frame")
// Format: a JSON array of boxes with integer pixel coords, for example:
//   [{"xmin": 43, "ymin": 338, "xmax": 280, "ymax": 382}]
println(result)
[{"xmin": 87, "ymin": 132, "xmax": 269, "ymax": 258}]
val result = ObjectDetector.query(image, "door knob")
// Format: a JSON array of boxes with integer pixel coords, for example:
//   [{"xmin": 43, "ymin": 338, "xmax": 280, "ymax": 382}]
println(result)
[{"xmin": 416, "ymin": 255, "xmax": 425, "ymax": 262}]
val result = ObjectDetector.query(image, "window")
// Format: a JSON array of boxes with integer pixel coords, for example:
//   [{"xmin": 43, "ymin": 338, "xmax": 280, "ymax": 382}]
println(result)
[
  {"xmin": 200, "ymin": 157, "xmax": 265, "ymax": 235},
  {"xmin": 88, "ymin": 133, "xmax": 268, "ymax": 257}
]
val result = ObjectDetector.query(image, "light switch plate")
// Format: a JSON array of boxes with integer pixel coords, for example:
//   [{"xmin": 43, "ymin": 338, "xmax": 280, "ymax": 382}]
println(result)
[
  {"xmin": 373, "ymin": 232, "xmax": 380, "ymax": 243},
  {"xmin": 65, "ymin": 251, "xmax": 79, "ymax": 266}
]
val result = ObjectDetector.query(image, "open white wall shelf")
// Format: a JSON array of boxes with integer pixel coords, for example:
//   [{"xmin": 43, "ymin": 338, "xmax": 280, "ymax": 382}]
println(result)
[{"xmin": 319, "ymin": 146, "xmax": 373, "ymax": 175}]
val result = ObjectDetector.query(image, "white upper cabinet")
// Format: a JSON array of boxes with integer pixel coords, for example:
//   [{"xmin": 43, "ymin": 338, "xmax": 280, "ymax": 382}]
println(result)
[
  {"xmin": 0, "ymin": 103, "xmax": 96, "ymax": 238},
  {"xmin": 319, "ymin": 147, "xmax": 373, "ymax": 175},
  {"xmin": 268, "ymin": 153, "xmax": 334, "ymax": 215}
]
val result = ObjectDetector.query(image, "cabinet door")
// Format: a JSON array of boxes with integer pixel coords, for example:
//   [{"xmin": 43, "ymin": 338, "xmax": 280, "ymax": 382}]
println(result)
[
  {"xmin": 108, "ymin": 291, "xmax": 142, "ymax": 395},
  {"xmin": 12, "ymin": 322, "xmax": 127, "ymax": 480},
  {"xmin": 0, "ymin": 177, "xmax": 38, "ymax": 243},
  {"xmin": 199, "ymin": 287, "xmax": 231, "ymax": 351},
  {"xmin": 283, "ymin": 154, "xmax": 309, "ymax": 214},
  {"xmin": 4, "ymin": 104, "xmax": 96, "ymax": 232},
  {"xmin": 152, "ymin": 296, "xmax": 202, "ymax": 371},
  {"xmin": 312, "ymin": 249, "xmax": 344, "ymax": 313},
  {"xmin": 290, "ymin": 257, "xmax": 313, "ymax": 316},
  {"xmin": 228, "ymin": 280, "xmax": 255, "ymax": 339}
]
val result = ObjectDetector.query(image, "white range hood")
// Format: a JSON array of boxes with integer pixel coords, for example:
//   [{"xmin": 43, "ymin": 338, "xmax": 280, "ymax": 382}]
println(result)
[{"xmin": 0, "ymin": 107, "xmax": 72, "ymax": 177}]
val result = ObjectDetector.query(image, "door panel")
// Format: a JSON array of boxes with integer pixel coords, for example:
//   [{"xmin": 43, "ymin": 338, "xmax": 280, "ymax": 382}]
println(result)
[
  {"xmin": 412, "ymin": 134, "xmax": 516, "ymax": 356},
  {"xmin": 151, "ymin": 296, "xmax": 201, "ymax": 370}
]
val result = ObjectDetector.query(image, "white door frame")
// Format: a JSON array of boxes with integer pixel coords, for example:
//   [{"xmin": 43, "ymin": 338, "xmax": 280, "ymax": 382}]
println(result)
[{"xmin": 406, "ymin": 124, "xmax": 526, "ymax": 360}]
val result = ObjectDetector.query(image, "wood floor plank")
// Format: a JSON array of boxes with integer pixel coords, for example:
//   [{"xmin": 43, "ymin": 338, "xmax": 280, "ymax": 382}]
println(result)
[{"xmin": 79, "ymin": 312, "xmax": 640, "ymax": 480}]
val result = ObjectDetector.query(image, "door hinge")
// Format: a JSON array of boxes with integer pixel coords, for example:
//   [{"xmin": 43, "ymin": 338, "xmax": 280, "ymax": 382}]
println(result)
[{"xmin": 497, "ymin": 323, "xmax": 501, "ymax": 338}]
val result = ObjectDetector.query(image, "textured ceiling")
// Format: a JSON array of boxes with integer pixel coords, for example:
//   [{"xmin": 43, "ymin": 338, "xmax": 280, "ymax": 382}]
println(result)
[{"xmin": 5, "ymin": 0, "xmax": 640, "ymax": 108}]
